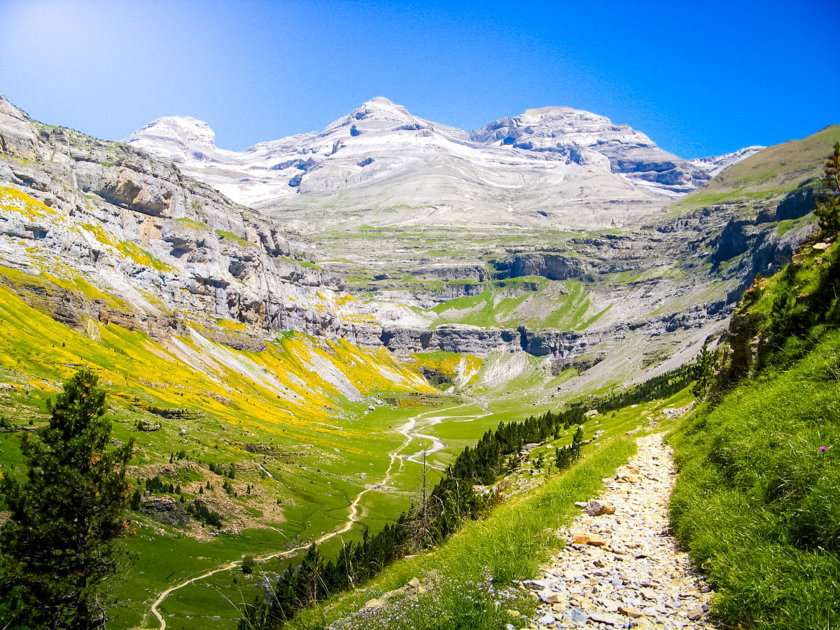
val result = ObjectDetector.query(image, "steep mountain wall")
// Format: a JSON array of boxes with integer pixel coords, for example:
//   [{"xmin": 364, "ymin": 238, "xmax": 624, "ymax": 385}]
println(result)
[
  {"xmin": 1, "ymin": 95, "xmax": 833, "ymax": 377},
  {"xmin": 0, "ymin": 95, "xmax": 422, "ymax": 350}
]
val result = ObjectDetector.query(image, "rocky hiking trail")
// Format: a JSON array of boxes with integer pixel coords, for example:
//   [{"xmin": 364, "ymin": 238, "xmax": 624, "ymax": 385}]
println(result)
[{"xmin": 525, "ymin": 433, "xmax": 714, "ymax": 629}]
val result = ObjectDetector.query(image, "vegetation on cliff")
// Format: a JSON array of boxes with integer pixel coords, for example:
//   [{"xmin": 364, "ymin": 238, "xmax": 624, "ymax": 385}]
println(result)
[{"xmin": 671, "ymin": 149, "xmax": 840, "ymax": 629}]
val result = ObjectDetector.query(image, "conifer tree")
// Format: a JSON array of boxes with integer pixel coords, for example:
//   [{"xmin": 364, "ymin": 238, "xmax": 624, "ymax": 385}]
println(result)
[{"xmin": 0, "ymin": 369, "xmax": 133, "ymax": 629}]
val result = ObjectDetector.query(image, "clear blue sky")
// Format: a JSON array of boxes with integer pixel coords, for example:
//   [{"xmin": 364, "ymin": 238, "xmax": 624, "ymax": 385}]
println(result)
[{"xmin": 0, "ymin": 0, "xmax": 837, "ymax": 158}]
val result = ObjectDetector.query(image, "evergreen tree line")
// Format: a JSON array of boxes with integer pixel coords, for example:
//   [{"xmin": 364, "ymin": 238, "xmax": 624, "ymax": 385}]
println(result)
[
  {"xmin": 185, "ymin": 499, "xmax": 223, "ymax": 528},
  {"xmin": 579, "ymin": 363, "xmax": 695, "ymax": 414},
  {"xmin": 555, "ymin": 426, "xmax": 584, "ymax": 472},
  {"xmin": 209, "ymin": 461, "xmax": 236, "ymax": 478},
  {"xmin": 144, "ymin": 475, "xmax": 181, "ymax": 495},
  {"xmin": 239, "ymin": 406, "xmax": 590, "ymax": 629}
]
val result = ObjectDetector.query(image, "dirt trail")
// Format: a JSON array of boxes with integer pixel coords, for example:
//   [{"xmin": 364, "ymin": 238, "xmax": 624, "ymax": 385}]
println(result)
[
  {"xmin": 396, "ymin": 404, "xmax": 491, "ymax": 471},
  {"xmin": 146, "ymin": 403, "xmax": 485, "ymax": 629},
  {"xmin": 528, "ymin": 433, "xmax": 714, "ymax": 628}
]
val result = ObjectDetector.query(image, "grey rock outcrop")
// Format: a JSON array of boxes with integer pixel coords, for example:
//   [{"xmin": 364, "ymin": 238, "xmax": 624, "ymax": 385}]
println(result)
[{"xmin": 0, "ymin": 94, "xmax": 397, "ymax": 349}]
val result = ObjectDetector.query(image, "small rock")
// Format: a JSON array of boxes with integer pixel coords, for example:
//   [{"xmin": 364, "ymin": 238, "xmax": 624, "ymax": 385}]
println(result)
[
  {"xmin": 687, "ymin": 606, "xmax": 705, "ymax": 621},
  {"xmin": 363, "ymin": 598, "xmax": 383, "ymax": 610},
  {"xmin": 589, "ymin": 611, "xmax": 623, "ymax": 625},
  {"xmin": 573, "ymin": 532, "xmax": 606, "ymax": 546},
  {"xmin": 568, "ymin": 607, "xmax": 588, "ymax": 623},
  {"xmin": 584, "ymin": 499, "xmax": 617, "ymax": 516},
  {"xmin": 523, "ymin": 579, "xmax": 551, "ymax": 590},
  {"xmin": 542, "ymin": 592, "xmax": 564, "ymax": 604},
  {"xmin": 408, "ymin": 577, "xmax": 421, "ymax": 588},
  {"xmin": 537, "ymin": 613, "xmax": 556, "ymax": 625},
  {"xmin": 619, "ymin": 605, "xmax": 643, "ymax": 618},
  {"xmin": 600, "ymin": 598, "xmax": 621, "ymax": 612}
]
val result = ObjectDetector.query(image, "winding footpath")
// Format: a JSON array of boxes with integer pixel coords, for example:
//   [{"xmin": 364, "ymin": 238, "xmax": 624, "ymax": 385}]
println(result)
[
  {"xmin": 528, "ymin": 433, "xmax": 714, "ymax": 629},
  {"xmin": 146, "ymin": 404, "xmax": 485, "ymax": 629}
]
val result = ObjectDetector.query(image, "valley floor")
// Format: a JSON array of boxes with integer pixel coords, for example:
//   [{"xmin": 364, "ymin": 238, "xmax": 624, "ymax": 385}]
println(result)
[{"xmin": 147, "ymin": 403, "xmax": 491, "ymax": 629}]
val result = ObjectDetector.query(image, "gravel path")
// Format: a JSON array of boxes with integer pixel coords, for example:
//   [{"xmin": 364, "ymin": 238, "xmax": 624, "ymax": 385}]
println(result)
[{"xmin": 525, "ymin": 433, "xmax": 714, "ymax": 629}]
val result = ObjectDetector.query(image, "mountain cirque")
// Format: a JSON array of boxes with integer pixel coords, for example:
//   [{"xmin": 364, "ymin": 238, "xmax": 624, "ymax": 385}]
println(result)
[{"xmin": 1, "ymin": 93, "xmax": 833, "ymax": 394}]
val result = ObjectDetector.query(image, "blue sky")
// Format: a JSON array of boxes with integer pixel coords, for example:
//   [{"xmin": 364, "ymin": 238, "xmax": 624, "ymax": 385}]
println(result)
[{"xmin": 0, "ymin": 0, "xmax": 837, "ymax": 158}]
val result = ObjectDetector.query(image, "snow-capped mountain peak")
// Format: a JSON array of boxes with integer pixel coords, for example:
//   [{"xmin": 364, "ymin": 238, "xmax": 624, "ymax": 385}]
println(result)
[
  {"xmin": 127, "ymin": 116, "xmax": 223, "ymax": 164},
  {"xmin": 125, "ymin": 98, "xmax": 762, "ymax": 228},
  {"xmin": 323, "ymin": 96, "xmax": 433, "ymax": 137},
  {"xmin": 132, "ymin": 116, "xmax": 216, "ymax": 148}
]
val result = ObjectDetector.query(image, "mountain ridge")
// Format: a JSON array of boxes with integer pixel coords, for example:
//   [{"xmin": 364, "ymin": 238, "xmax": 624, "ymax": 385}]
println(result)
[{"xmin": 126, "ymin": 98, "xmax": 762, "ymax": 225}]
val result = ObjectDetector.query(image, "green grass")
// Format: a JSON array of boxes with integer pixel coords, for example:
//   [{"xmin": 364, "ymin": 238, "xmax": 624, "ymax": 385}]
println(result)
[
  {"xmin": 215, "ymin": 230, "xmax": 251, "ymax": 246},
  {"xmin": 428, "ymin": 279, "xmax": 598, "ymax": 331},
  {"xmin": 670, "ymin": 330, "xmax": 840, "ymax": 629},
  {"xmin": 176, "ymin": 217, "xmax": 210, "ymax": 230},
  {"xmin": 678, "ymin": 187, "xmax": 794, "ymax": 206},
  {"xmin": 0, "ymin": 281, "xmax": 484, "ymax": 628}
]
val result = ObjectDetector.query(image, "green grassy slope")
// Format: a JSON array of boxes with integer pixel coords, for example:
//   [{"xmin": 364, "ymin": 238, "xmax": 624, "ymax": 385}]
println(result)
[
  {"xmin": 671, "ymin": 331, "xmax": 840, "ymax": 629},
  {"xmin": 678, "ymin": 125, "xmax": 840, "ymax": 207},
  {"xmin": 0, "ymin": 278, "xmax": 448, "ymax": 628},
  {"xmin": 670, "ymin": 237, "xmax": 840, "ymax": 629},
  {"xmin": 0, "ymin": 273, "xmax": 582, "ymax": 628},
  {"xmin": 280, "ymin": 388, "xmax": 694, "ymax": 630}
]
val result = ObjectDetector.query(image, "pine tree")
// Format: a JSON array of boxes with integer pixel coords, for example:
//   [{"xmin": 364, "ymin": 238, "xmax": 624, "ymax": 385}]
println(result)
[
  {"xmin": 0, "ymin": 369, "xmax": 134, "ymax": 629},
  {"xmin": 692, "ymin": 342, "xmax": 717, "ymax": 398},
  {"xmin": 815, "ymin": 142, "xmax": 840, "ymax": 237}
]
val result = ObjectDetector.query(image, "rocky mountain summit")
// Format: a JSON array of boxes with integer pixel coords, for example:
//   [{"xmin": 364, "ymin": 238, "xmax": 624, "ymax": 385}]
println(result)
[
  {"xmin": 127, "ymin": 98, "xmax": 761, "ymax": 230},
  {"xmin": 472, "ymin": 106, "xmax": 761, "ymax": 195}
]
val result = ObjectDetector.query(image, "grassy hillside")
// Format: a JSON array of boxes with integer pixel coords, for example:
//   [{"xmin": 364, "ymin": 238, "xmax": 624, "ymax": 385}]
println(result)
[
  {"xmin": 0, "ymin": 276, "xmax": 444, "ymax": 628},
  {"xmin": 252, "ymin": 386, "xmax": 696, "ymax": 630},
  {"xmin": 0, "ymin": 268, "xmax": 597, "ymax": 628},
  {"xmin": 678, "ymin": 125, "xmax": 840, "ymax": 208},
  {"xmin": 670, "ymin": 237, "xmax": 840, "ymax": 629}
]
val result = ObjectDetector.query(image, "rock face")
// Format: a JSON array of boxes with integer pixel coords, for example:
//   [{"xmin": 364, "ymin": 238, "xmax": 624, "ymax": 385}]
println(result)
[
  {"xmin": 0, "ymin": 92, "xmax": 825, "ymax": 379},
  {"xmin": 0, "ymin": 94, "xmax": 425, "ymax": 349},
  {"xmin": 126, "ymin": 97, "xmax": 760, "ymax": 230}
]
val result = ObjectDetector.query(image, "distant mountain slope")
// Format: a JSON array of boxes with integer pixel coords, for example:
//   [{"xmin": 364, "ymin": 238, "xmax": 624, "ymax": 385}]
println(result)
[
  {"xmin": 679, "ymin": 125, "xmax": 840, "ymax": 208},
  {"xmin": 126, "ymin": 98, "xmax": 760, "ymax": 230}
]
